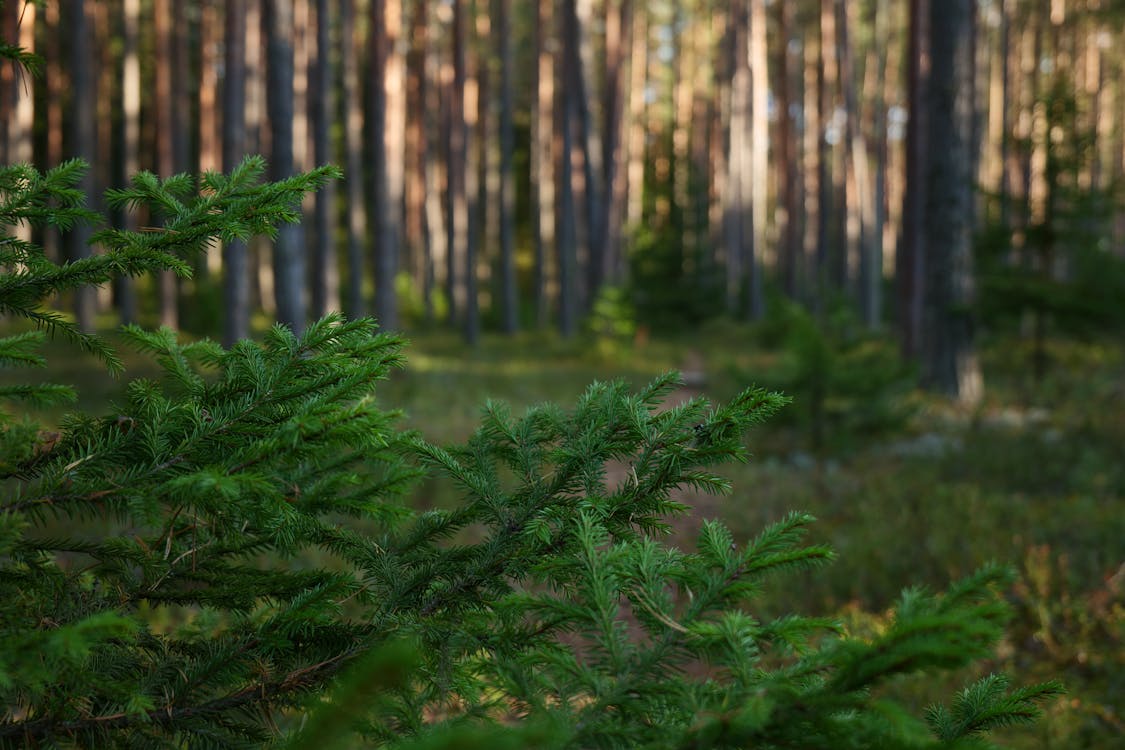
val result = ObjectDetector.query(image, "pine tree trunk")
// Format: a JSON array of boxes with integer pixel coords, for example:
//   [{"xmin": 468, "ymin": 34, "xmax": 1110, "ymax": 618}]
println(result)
[
  {"xmin": 838, "ymin": 0, "xmax": 877, "ymax": 327},
  {"xmin": 532, "ymin": 0, "xmax": 556, "ymax": 328},
  {"xmin": 222, "ymin": 0, "xmax": 251, "ymax": 345},
  {"xmin": 447, "ymin": 0, "xmax": 470, "ymax": 331},
  {"xmin": 310, "ymin": 0, "xmax": 339, "ymax": 317},
  {"xmin": 43, "ymin": 1, "xmax": 63, "ymax": 264},
  {"xmin": 370, "ymin": 0, "xmax": 405, "ymax": 331},
  {"xmin": 155, "ymin": 0, "xmax": 179, "ymax": 329},
  {"xmin": 405, "ymin": 0, "xmax": 428, "ymax": 308},
  {"xmin": 118, "ymin": 0, "xmax": 140, "ymax": 325},
  {"xmin": 340, "ymin": 0, "xmax": 367, "ymax": 319},
  {"xmin": 265, "ymin": 0, "xmax": 307, "ymax": 334},
  {"xmin": 465, "ymin": 1, "xmax": 485, "ymax": 346},
  {"xmin": 723, "ymin": 0, "xmax": 747, "ymax": 316},
  {"xmin": 568, "ymin": 0, "xmax": 603, "ymax": 312},
  {"xmin": 924, "ymin": 0, "xmax": 982, "ymax": 403},
  {"xmin": 600, "ymin": 0, "xmax": 631, "ymax": 287},
  {"xmin": 556, "ymin": 1, "xmax": 579, "ymax": 338},
  {"xmin": 775, "ymin": 0, "xmax": 801, "ymax": 300},
  {"xmin": 64, "ymin": 0, "xmax": 96, "ymax": 333},
  {"xmin": 747, "ymin": 0, "xmax": 768, "ymax": 321},
  {"xmin": 497, "ymin": 0, "xmax": 518, "ymax": 333},
  {"xmin": 623, "ymin": 4, "xmax": 647, "ymax": 247},
  {"xmin": 897, "ymin": 0, "xmax": 928, "ymax": 359},
  {"xmin": 198, "ymin": 0, "xmax": 222, "ymax": 279}
]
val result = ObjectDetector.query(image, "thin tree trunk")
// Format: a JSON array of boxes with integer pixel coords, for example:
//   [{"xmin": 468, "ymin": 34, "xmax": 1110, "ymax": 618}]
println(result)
[
  {"xmin": 497, "ymin": 0, "xmax": 518, "ymax": 333},
  {"xmin": 747, "ymin": 0, "xmax": 768, "ymax": 320},
  {"xmin": 567, "ymin": 0, "xmax": 603, "ymax": 311},
  {"xmin": 897, "ymin": 0, "xmax": 928, "ymax": 359},
  {"xmin": 557, "ymin": 0, "xmax": 579, "ymax": 337},
  {"xmin": 119, "ymin": 0, "xmax": 141, "ymax": 325},
  {"xmin": 340, "ymin": 0, "xmax": 366, "ymax": 319},
  {"xmin": 222, "ymin": 0, "xmax": 251, "ymax": 345},
  {"xmin": 43, "ymin": 1, "xmax": 63, "ymax": 263},
  {"xmin": 532, "ymin": 0, "xmax": 556, "ymax": 327},
  {"xmin": 803, "ymin": 12, "xmax": 821, "ymax": 306},
  {"xmin": 724, "ymin": 0, "xmax": 747, "ymax": 316},
  {"xmin": 465, "ymin": 1, "xmax": 485, "ymax": 345},
  {"xmin": 155, "ymin": 0, "xmax": 179, "ymax": 328},
  {"xmin": 601, "ymin": 0, "xmax": 632, "ymax": 287},
  {"xmin": 446, "ymin": 0, "xmax": 470, "ymax": 331},
  {"xmin": 370, "ymin": 0, "xmax": 405, "ymax": 330},
  {"xmin": 623, "ymin": 4, "xmax": 647, "ymax": 241},
  {"xmin": 198, "ymin": 0, "xmax": 222, "ymax": 278},
  {"xmin": 265, "ymin": 0, "xmax": 307, "ymax": 334},
  {"xmin": 838, "ymin": 0, "xmax": 877, "ymax": 326},
  {"xmin": 10, "ymin": 2, "xmax": 33, "ymax": 172},
  {"xmin": 815, "ymin": 0, "xmax": 835, "ymax": 305},
  {"xmin": 775, "ymin": 0, "xmax": 801, "ymax": 299},
  {"xmin": 924, "ymin": 0, "xmax": 982, "ymax": 403},
  {"xmin": 310, "ymin": 0, "xmax": 339, "ymax": 317},
  {"xmin": 404, "ymin": 0, "xmax": 428, "ymax": 306},
  {"xmin": 64, "ymin": 0, "xmax": 96, "ymax": 333}
]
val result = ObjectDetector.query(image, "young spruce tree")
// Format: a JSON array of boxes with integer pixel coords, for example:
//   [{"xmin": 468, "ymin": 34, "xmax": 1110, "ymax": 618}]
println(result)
[{"xmin": 0, "ymin": 52, "xmax": 1060, "ymax": 750}]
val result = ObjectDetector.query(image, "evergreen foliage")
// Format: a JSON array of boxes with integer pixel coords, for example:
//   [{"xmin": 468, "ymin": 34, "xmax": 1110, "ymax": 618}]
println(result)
[{"xmin": 0, "ymin": 160, "xmax": 1063, "ymax": 748}]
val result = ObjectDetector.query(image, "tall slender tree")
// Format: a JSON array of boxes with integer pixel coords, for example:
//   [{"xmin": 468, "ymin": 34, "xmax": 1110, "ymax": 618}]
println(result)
[
  {"xmin": 222, "ymin": 0, "xmax": 251, "ymax": 345},
  {"xmin": 747, "ymin": 0, "xmax": 768, "ymax": 320},
  {"xmin": 310, "ymin": 0, "xmax": 338, "ymax": 317},
  {"xmin": 340, "ymin": 0, "xmax": 366, "ymax": 320},
  {"xmin": 496, "ymin": 0, "xmax": 518, "ymax": 333},
  {"xmin": 118, "ymin": 0, "xmax": 141, "ymax": 325},
  {"xmin": 923, "ymin": 0, "xmax": 982, "ymax": 402},
  {"xmin": 532, "ymin": 0, "xmax": 556, "ymax": 327},
  {"xmin": 265, "ymin": 0, "xmax": 307, "ymax": 334},
  {"xmin": 897, "ymin": 0, "xmax": 929, "ymax": 358},
  {"xmin": 64, "ymin": 0, "xmax": 96, "ymax": 333},
  {"xmin": 446, "ymin": 0, "xmax": 471, "ymax": 335}
]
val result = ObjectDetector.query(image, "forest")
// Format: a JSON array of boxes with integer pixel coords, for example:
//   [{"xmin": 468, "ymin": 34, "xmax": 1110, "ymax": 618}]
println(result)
[{"xmin": 0, "ymin": 0, "xmax": 1123, "ymax": 747}]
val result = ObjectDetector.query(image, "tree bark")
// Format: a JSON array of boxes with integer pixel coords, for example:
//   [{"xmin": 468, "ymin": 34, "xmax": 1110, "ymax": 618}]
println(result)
[
  {"xmin": 532, "ymin": 0, "xmax": 556, "ymax": 328},
  {"xmin": 775, "ymin": 0, "xmax": 801, "ymax": 300},
  {"xmin": 339, "ymin": 0, "xmax": 366, "ymax": 319},
  {"xmin": 118, "ymin": 0, "xmax": 140, "ymax": 324},
  {"xmin": 265, "ymin": 0, "xmax": 307, "ymax": 334},
  {"xmin": 63, "ymin": 0, "xmax": 96, "ymax": 333},
  {"xmin": 497, "ymin": 0, "xmax": 518, "ymax": 333},
  {"xmin": 155, "ymin": 0, "xmax": 180, "ymax": 328},
  {"xmin": 310, "ymin": 0, "xmax": 338, "ymax": 317},
  {"xmin": 924, "ymin": 0, "xmax": 982, "ymax": 403},
  {"xmin": 747, "ymin": 0, "xmax": 768, "ymax": 320},
  {"xmin": 897, "ymin": 0, "xmax": 928, "ymax": 359},
  {"xmin": 222, "ymin": 0, "xmax": 251, "ymax": 345},
  {"xmin": 446, "ymin": 0, "xmax": 471, "ymax": 337}
]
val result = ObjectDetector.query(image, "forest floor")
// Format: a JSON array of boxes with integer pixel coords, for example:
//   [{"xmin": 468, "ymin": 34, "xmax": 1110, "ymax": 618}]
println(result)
[{"xmin": 5, "ymin": 323, "xmax": 1123, "ymax": 748}]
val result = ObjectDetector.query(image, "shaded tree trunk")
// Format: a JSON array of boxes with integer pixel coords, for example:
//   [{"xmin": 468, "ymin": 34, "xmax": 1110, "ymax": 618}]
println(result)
[
  {"xmin": 897, "ymin": 0, "xmax": 928, "ymax": 359},
  {"xmin": 340, "ymin": 0, "xmax": 366, "ymax": 319},
  {"xmin": 310, "ymin": 0, "xmax": 338, "ymax": 317},
  {"xmin": 532, "ymin": 0, "xmax": 556, "ymax": 327},
  {"xmin": 445, "ymin": 0, "xmax": 471, "ymax": 334},
  {"xmin": 924, "ymin": 0, "xmax": 982, "ymax": 403},
  {"xmin": 154, "ymin": 0, "xmax": 181, "ymax": 328},
  {"xmin": 370, "ymin": 0, "xmax": 405, "ymax": 331},
  {"xmin": 600, "ymin": 0, "xmax": 632, "ymax": 286},
  {"xmin": 747, "ymin": 0, "xmax": 768, "ymax": 320},
  {"xmin": 64, "ymin": 0, "xmax": 96, "ymax": 333},
  {"xmin": 497, "ymin": 0, "xmax": 518, "ymax": 333},
  {"xmin": 222, "ymin": 0, "xmax": 251, "ymax": 345},
  {"xmin": 775, "ymin": 0, "xmax": 801, "ymax": 299},
  {"xmin": 119, "ymin": 0, "xmax": 141, "ymax": 325},
  {"xmin": 265, "ymin": 0, "xmax": 307, "ymax": 334},
  {"xmin": 556, "ymin": 0, "xmax": 579, "ymax": 337}
]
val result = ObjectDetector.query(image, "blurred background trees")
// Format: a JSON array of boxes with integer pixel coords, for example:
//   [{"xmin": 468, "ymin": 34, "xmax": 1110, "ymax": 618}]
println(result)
[{"xmin": 6, "ymin": 0, "xmax": 1125, "ymax": 397}]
